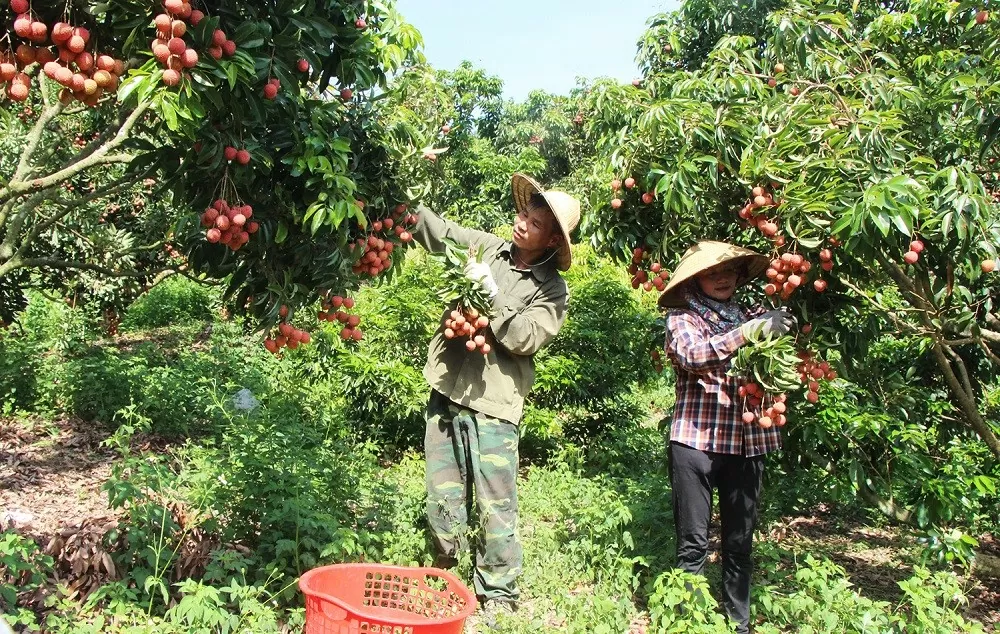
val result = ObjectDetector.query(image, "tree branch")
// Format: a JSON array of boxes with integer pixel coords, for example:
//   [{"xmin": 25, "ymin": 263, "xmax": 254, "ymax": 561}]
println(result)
[
  {"xmin": 980, "ymin": 327, "xmax": 1000, "ymax": 345},
  {"xmin": 12, "ymin": 99, "xmax": 66, "ymax": 183},
  {"xmin": 20, "ymin": 177, "xmax": 142, "ymax": 252},
  {"xmin": 838, "ymin": 276, "xmax": 929, "ymax": 336},
  {"xmin": 930, "ymin": 342, "xmax": 1000, "ymax": 458},
  {"xmin": 0, "ymin": 199, "xmax": 16, "ymax": 241},
  {"xmin": 0, "ymin": 193, "xmax": 46, "ymax": 261},
  {"xmin": 15, "ymin": 257, "xmax": 181, "ymax": 279},
  {"xmin": 879, "ymin": 256, "xmax": 938, "ymax": 316},
  {"xmin": 943, "ymin": 344, "xmax": 976, "ymax": 403},
  {"xmin": 876, "ymin": 254, "xmax": 1000, "ymax": 458},
  {"xmin": 59, "ymin": 105, "xmax": 135, "ymax": 171},
  {"xmin": 0, "ymin": 155, "xmax": 137, "ymax": 260},
  {"xmin": 0, "ymin": 100, "xmax": 147, "ymax": 207}
]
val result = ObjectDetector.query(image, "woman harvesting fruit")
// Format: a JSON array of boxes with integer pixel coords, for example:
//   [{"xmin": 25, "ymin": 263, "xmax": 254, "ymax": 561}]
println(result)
[{"xmin": 659, "ymin": 240, "xmax": 794, "ymax": 634}]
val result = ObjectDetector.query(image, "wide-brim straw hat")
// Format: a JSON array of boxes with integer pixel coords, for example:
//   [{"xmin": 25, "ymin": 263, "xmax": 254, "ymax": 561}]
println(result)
[
  {"xmin": 511, "ymin": 173, "xmax": 580, "ymax": 271},
  {"xmin": 657, "ymin": 240, "xmax": 769, "ymax": 309}
]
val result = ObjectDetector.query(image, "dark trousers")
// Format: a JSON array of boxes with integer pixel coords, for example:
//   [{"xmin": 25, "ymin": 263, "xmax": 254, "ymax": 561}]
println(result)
[{"xmin": 668, "ymin": 441, "xmax": 764, "ymax": 634}]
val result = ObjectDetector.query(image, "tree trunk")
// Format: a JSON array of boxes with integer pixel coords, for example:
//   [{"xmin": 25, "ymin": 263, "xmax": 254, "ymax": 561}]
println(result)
[
  {"xmin": 878, "ymin": 258, "xmax": 1000, "ymax": 460},
  {"xmin": 800, "ymin": 447, "xmax": 915, "ymax": 525}
]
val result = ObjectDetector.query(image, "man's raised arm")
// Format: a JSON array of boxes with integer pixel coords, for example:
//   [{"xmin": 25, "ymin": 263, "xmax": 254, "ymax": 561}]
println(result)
[{"xmin": 410, "ymin": 205, "xmax": 503, "ymax": 254}]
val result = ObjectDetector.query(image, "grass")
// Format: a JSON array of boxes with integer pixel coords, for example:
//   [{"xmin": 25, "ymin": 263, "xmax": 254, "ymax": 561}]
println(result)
[{"xmin": 0, "ymin": 293, "xmax": 994, "ymax": 633}]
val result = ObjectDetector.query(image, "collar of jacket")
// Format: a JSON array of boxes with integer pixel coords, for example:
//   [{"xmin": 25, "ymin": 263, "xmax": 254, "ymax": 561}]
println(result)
[{"xmin": 499, "ymin": 242, "xmax": 559, "ymax": 282}]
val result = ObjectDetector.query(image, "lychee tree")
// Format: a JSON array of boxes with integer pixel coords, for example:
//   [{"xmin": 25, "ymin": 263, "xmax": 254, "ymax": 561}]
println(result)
[
  {"xmin": 0, "ymin": 0, "xmax": 426, "ymax": 336},
  {"xmin": 381, "ymin": 62, "xmax": 542, "ymax": 231},
  {"xmin": 381, "ymin": 62, "xmax": 598, "ymax": 232},
  {"xmin": 581, "ymin": 0, "xmax": 1000, "ymax": 551}
]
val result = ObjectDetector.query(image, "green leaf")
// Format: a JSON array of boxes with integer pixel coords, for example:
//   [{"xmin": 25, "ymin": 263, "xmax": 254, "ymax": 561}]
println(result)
[
  {"xmin": 872, "ymin": 210, "xmax": 892, "ymax": 236},
  {"xmin": 890, "ymin": 212, "xmax": 913, "ymax": 236},
  {"xmin": 330, "ymin": 137, "xmax": 352, "ymax": 154},
  {"xmin": 310, "ymin": 205, "xmax": 326, "ymax": 235},
  {"xmin": 830, "ymin": 211, "xmax": 854, "ymax": 237},
  {"xmin": 352, "ymin": 203, "xmax": 367, "ymax": 228},
  {"xmin": 226, "ymin": 62, "xmax": 239, "ymax": 90}
]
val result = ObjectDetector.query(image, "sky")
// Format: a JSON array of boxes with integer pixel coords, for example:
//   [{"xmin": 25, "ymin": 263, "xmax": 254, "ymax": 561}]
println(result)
[{"xmin": 394, "ymin": 0, "xmax": 680, "ymax": 101}]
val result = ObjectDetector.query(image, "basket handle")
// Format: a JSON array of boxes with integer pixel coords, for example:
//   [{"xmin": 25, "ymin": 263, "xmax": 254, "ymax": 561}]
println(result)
[{"xmin": 320, "ymin": 601, "xmax": 348, "ymax": 621}]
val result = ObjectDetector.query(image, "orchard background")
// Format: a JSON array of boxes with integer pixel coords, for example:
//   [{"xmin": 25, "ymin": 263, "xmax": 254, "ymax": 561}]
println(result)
[{"xmin": 1, "ymin": 0, "xmax": 998, "ymax": 632}]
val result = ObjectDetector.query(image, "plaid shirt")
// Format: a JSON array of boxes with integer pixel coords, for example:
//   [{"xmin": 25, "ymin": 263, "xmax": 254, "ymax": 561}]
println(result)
[{"xmin": 664, "ymin": 309, "xmax": 782, "ymax": 457}]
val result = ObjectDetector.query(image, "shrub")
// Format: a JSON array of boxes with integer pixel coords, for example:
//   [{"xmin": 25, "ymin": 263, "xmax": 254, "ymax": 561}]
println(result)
[
  {"xmin": 647, "ymin": 569, "xmax": 731, "ymax": 633},
  {"xmin": 336, "ymin": 351, "xmax": 430, "ymax": 453},
  {"xmin": 752, "ymin": 555, "xmax": 985, "ymax": 634},
  {"xmin": 533, "ymin": 244, "xmax": 659, "ymax": 412},
  {"xmin": 122, "ymin": 277, "xmax": 215, "ymax": 331},
  {"xmin": 0, "ymin": 292, "xmax": 95, "ymax": 413},
  {"xmin": 0, "ymin": 531, "xmax": 53, "ymax": 630}
]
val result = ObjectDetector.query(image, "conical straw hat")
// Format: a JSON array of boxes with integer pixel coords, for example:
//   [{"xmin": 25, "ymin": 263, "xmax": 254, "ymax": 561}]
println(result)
[
  {"xmin": 657, "ymin": 241, "xmax": 769, "ymax": 309},
  {"xmin": 511, "ymin": 173, "xmax": 580, "ymax": 271}
]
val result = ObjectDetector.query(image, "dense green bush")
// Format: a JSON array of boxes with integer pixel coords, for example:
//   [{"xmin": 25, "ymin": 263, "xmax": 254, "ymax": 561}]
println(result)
[
  {"xmin": 0, "ymin": 328, "xmax": 37, "ymax": 415},
  {"xmin": 101, "ymin": 394, "xmax": 431, "ymax": 604},
  {"xmin": 1, "ymin": 299, "xmax": 282, "ymax": 434},
  {"xmin": 121, "ymin": 277, "xmax": 216, "ymax": 331},
  {"xmin": 532, "ymin": 244, "xmax": 662, "ymax": 450},
  {"xmin": 752, "ymin": 553, "xmax": 986, "ymax": 634},
  {"xmin": 0, "ymin": 292, "xmax": 94, "ymax": 414}
]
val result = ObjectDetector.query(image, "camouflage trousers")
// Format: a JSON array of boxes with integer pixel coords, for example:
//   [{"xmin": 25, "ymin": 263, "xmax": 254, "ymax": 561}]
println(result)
[{"xmin": 424, "ymin": 390, "xmax": 522, "ymax": 602}]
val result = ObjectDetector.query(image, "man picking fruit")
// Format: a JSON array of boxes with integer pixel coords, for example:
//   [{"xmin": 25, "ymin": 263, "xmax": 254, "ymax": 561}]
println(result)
[
  {"xmin": 658, "ymin": 241, "xmax": 794, "ymax": 634},
  {"xmin": 410, "ymin": 173, "xmax": 580, "ymax": 616}
]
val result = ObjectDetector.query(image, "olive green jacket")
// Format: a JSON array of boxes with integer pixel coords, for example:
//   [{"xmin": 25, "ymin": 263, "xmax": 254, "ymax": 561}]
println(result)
[{"xmin": 412, "ymin": 206, "xmax": 568, "ymax": 424}]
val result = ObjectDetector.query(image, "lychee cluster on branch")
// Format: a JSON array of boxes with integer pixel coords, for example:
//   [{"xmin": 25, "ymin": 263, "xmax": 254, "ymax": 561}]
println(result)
[{"xmin": 4, "ymin": 1, "xmax": 126, "ymax": 105}]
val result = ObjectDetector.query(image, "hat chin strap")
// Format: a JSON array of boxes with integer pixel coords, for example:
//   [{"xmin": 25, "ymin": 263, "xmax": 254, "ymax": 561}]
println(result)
[{"xmin": 512, "ymin": 243, "xmax": 557, "ymax": 269}]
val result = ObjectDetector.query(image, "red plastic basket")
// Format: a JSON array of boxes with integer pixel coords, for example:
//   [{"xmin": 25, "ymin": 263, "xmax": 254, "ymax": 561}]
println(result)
[{"xmin": 299, "ymin": 563, "xmax": 477, "ymax": 634}]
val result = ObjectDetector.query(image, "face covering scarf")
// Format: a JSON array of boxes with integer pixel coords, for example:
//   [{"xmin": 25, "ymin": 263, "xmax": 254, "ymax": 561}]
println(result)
[{"xmin": 680, "ymin": 284, "xmax": 748, "ymax": 336}]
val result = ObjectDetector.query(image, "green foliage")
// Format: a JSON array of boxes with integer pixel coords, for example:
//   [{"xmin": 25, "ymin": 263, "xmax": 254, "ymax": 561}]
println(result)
[
  {"xmin": 752, "ymin": 554, "xmax": 986, "ymax": 634},
  {"xmin": 495, "ymin": 87, "xmax": 593, "ymax": 185},
  {"xmin": 535, "ymin": 246, "xmax": 658, "ymax": 409},
  {"xmin": 531, "ymin": 244, "xmax": 661, "ymax": 447},
  {"xmin": 97, "ymin": 394, "xmax": 432, "ymax": 617},
  {"xmin": 384, "ymin": 64, "xmax": 586, "ymax": 232},
  {"xmin": 335, "ymin": 351, "xmax": 429, "ymax": 452},
  {"xmin": 350, "ymin": 247, "xmax": 442, "ymax": 367},
  {"xmin": 122, "ymin": 277, "xmax": 215, "ymax": 330},
  {"xmin": 177, "ymin": 400, "xmax": 379, "ymax": 582},
  {"xmin": 0, "ymin": 294, "xmax": 284, "ymax": 433},
  {"xmin": 0, "ymin": 291, "xmax": 94, "ymax": 414},
  {"xmin": 647, "ymin": 569, "xmax": 732, "ymax": 633},
  {"xmin": 0, "ymin": 531, "xmax": 52, "ymax": 630},
  {"xmin": 516, "ymin": 461, "xmax": 640, "ymax": 633},
  {"xmin": 637, "ymin": 0, "xmax": 787, "ymax": 75},
  {"xmin": 431, "ymin": 239, "xmax": 494, "ymax": 317},
  {"xmin": 731, "ymin": 333, "xmax": 802, "ymax": 393},
  {"xmin": 894, "ymin": 566, "xmax": 986, "ymax": 634},
  {"xmin": 6, "ymin": 324, "xmax": 990, "ymax": 632},
  {"xmin": 1, "ymin": 0, "xmax": 428, "ymax": 331},
  {"xmin": 40, "ymin": 578, "xmax": 305, "ymax": 634},
  {"xmin": 784, "ymin": 333, "xmax": 1000, "ymax": 559},
  {"xmin": 754, "ymin": 554, "xmax": 895, "ymax": 633}
]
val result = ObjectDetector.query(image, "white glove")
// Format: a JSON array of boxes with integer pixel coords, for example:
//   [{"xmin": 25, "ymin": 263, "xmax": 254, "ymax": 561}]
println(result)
[
  {"xmin": 465, "ymin": 261, "xmax": 499, "ymax": 298},
  {"xmin": 740, "ymin": 310, "xmax": 795, "ymax": 341}
]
